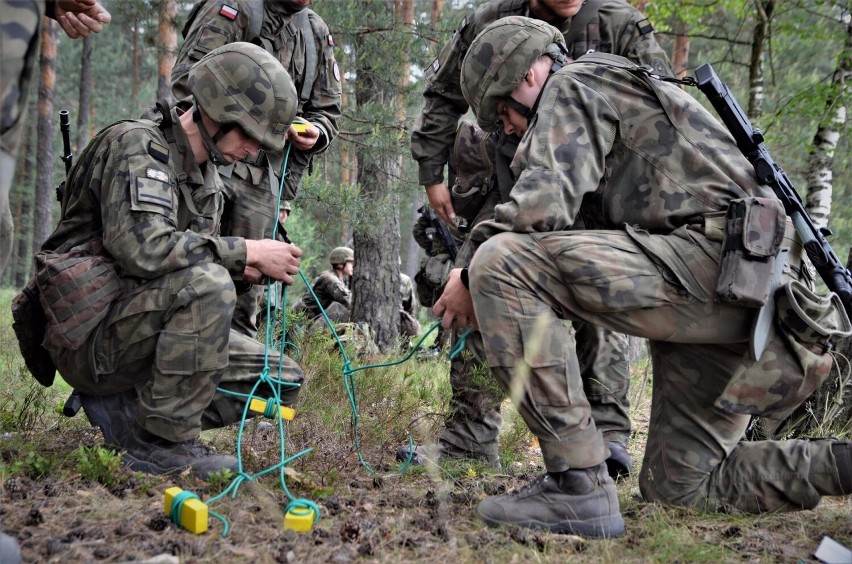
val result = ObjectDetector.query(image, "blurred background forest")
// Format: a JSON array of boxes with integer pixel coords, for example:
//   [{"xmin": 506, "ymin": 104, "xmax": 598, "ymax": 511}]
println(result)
[{"xmin": 4, "ymin": 0, "xmax": 852, "ymax": 336}]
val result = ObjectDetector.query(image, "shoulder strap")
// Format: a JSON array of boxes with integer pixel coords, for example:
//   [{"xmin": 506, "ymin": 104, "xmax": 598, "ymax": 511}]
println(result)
[
  {"xmin": 292, "ymin": 9, "xmax": 318, "ymax": 103},
  {"xmin": 563, "ymin": 0, "xmax": 605, "ymax": 54}
]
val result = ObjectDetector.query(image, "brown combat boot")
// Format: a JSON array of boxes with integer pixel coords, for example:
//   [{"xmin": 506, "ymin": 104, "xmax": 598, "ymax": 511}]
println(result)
[{"xmin": 476, "ymin": 462, "xmax": 625, "ymax": 538}]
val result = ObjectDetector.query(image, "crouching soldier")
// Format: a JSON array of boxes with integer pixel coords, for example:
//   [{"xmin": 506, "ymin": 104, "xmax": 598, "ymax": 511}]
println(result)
[{"xmin": 33, "ymin": 43, "xmax": 304, "ymax": 478}]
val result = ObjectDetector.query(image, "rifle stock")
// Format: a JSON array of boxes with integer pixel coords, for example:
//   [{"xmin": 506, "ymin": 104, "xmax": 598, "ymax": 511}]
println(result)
[{"xmin": 695, "ymin": 63, "xmax": 852, "ymax": 319}]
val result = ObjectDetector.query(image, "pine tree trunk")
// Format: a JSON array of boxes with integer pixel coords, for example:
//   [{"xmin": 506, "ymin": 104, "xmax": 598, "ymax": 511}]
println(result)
[
  {"xmin": 34, "ymin": 18, "xmax": 57, "ymax": 251},
  {"xmin": 672, "ymin": 19, "xmax": 690, "ymax": 80},
  {"xmin": 156, "ymin": 0, "xmax": 178, "ymax": 106},
  {"xmin": 76, "ymin": 35, "xmax": 93, "ymax": 153}
]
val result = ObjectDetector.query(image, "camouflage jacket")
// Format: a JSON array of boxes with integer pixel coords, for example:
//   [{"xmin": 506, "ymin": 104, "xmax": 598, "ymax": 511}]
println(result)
[
  {"xmin": 41, "ymin": 106, "xmax": 247, "ymax": 279},
  {"xmin": 411, "ymin": 0, "xmax": 673, "ymax": 187},
  {"xmin": 400, "ymin": 272, "xmax": 419, "ymax": 316},
  {"xmin": 171, "ymin": 0, "xmax": 342, "ymax": 198},
  {"xmin": 304, "ymin": 269, "xmax": 351, "ymax": 317},
  {"xmin": 470, "ymin": 54, "xmax": 775, "ymax": 287},
  {"xmin": 1, "ymin": 0, "xmax": 43, "ymax": 156}
]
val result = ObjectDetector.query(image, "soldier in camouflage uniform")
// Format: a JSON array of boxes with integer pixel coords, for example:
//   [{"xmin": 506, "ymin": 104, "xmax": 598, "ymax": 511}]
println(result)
[
  {"xmin": 399, "ymin": 271, "xmax": 421, "ymax": 342},
  {"xmin": 170, "ymin": 0, "xmax": 342, "ymax": 338},
  {"xmin": 0, "ymin": 0, "xmax": 111, "ymax": 277},
  {"xmin": 299, "ymin": 246, "xmax": 354, "ymax": 323},
  {"xmin": 36, "ymin": 43, "xmax": 304, "ymax": 478},
  {"xmin": 404, "ymin": 0, "xmax": 672, "ymax": 475},
  {"xmin": 432, "ymin": 16, "xmax": 852, "ymax": 538}
]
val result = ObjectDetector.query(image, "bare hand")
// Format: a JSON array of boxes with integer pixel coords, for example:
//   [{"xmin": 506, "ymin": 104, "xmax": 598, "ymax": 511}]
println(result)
[
  {"xmin": 432, "ymin": 268, "xmax": 478, "ymax": 330},
  {"xmin": 245, "ymin": 240, "xmax": 303, "ymax": 285},
  {"xmin": 243, "ymin": 266, "xmax": 265, "ymax": 285},
  {"xmin": 287, "ymin": 118, "xmax": 320, "ymax": 152},
  {"xmin": 56, "ymin": 0, "xmax": 111, "ymax": 39},
  {"xmin": 425, "ymin": 182, "xmax": 456, "ymax": 226}
]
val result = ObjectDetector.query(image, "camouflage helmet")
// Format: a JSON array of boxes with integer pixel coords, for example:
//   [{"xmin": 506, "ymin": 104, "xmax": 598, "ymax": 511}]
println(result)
[
  {"xmin": 329, "ymin": 246, "xmax": 354, "ymax": 266},
  {"xmin": 461, "ymin": 16, "xmax": 565, "ymax": 132},
  {"xmin": 188, "ymin": 42, "xmax": 297, "ymax": 152}
]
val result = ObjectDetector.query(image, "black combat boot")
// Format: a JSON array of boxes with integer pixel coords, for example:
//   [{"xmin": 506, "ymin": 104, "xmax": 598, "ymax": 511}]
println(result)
[
  {"xmin": 476, "ymin": 462, "xmax": 625, "ymax": 538},
  {"xmin": 80, "ymin": 390, "xmax": 237, "ymax": 478},
  {"xmin": 831, "ymin": 441, "xmax": 851, "ymax": 495},
  {"xmin": 79, "ymin": 389, "xmax": 140, "ymax": 448},
  {"xmin": 605, "ymin": 441, "xmax": 632, "ymax": 481},
  {"xmin": 120, "ymin": 424, "xmax": 238, "ymax": 479}
]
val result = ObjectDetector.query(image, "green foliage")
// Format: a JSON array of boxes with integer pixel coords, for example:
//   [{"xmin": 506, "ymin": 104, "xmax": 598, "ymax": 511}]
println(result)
[
  {"xmin": 206, "ymin": 468, "xmax": 236, "ymax": 491},
  {"xmin": 12, "ymin": 451, "xmax": 57, "ymax": 480},
  {"xmin": 73, "ymin": 445, "xmax": 124, "ymax": 488}
]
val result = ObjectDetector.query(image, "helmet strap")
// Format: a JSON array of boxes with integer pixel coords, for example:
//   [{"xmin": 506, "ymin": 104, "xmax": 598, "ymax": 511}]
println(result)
[{"xmin": 192, "ymin": 107, "xmax": 232, "ymax": 166}]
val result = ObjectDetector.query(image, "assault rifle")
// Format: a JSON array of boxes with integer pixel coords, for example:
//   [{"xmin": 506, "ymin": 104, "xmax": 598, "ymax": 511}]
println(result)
[
  {"xmin": 420, "ymin": 204, "xmax": 458, "ymax": 262},
  {"xmin": 695, "ymin": 63, "xmax": 852, "ymax": 320},
  {"xmin": 56, "ymin": 109, "xmax": 72, "ymax": 203}
]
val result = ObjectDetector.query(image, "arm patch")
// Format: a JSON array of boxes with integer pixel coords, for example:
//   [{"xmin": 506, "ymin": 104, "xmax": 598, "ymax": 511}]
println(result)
[
  {"xmin": 148, "ymin": 140, "xmax": 169, "ymax": 163},
  {"xmin": 135, "ymin": 176, "xmax": 173, "ymax": 210},
  {"xmin": 636, "ymin": 18, "xmax": 654, "ymax": 35}
]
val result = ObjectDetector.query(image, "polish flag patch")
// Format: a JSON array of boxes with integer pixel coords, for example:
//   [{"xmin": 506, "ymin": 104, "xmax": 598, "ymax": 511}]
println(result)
[{"xmin": 219, "ymin": 4, "xmax": 238, "ymax": 20}]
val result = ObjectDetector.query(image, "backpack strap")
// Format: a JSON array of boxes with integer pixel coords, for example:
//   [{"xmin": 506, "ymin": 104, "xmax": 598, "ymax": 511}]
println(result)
[
  {"xmin": 292, "ymin": 9, "xmax": 318, "ymax": 103},
  {"xmin": 563, "ymin": 0, "xmax": 605, "ymax": 57}
]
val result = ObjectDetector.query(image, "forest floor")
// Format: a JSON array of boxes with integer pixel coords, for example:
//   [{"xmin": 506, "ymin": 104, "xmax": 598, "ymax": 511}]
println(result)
[{"xmin": 2, "ymin": 406, "xmax": 850, "ymax": 563}]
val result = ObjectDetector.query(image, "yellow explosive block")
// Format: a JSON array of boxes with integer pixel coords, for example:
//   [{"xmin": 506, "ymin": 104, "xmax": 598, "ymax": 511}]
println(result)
[
  {"xmin": 249, "ymin": 398, "xmax": 295, "ymax": 421},
  {"xmin": 163, "ymin": 487, "xmax": 208, "ymax": 534},
  {"xmin": 283, "ymin": 506, "xmax": 316, "ymax": 533},
  {"xmin": 291, "ymin": 120, "xmax": 311, "ymax": 133}
]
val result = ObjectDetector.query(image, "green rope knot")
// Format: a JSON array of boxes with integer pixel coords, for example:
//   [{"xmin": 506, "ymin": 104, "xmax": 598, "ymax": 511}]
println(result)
[{"xmin": 169, "ymin": 490, "xmax": 201, "ymax": 526}]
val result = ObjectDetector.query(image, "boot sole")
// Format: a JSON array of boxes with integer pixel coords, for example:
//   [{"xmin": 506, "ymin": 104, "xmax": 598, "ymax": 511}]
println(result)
[{"xmin": 478, "ymin": 512, "xmax": 626, "ymax": 539}]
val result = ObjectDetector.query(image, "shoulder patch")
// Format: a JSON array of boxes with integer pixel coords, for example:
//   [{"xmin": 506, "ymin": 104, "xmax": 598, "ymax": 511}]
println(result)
[
  {"xmin": 327, "ymin": 34, "xmax": 334, "ymax": 47},
  {"xmin": 333, "ymin": 61, "xmax": 340, "ymax": 82},
  {"xmin": 636, "ymin": 18, "xmax": 654, "ymax": 35},
  {"xmin": 219, "ymin": 4, "xmax": 238, "ymax": 20},
  {"xmin": 431, "ymin": 58, "xmax": 440, "ymax": 73},
  {"xmin": 147, "ymin": 140, "xmax": 169, "ymax": 163}
]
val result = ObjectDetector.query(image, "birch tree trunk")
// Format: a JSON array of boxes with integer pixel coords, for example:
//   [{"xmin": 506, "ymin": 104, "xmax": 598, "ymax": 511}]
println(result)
[{"xmin": 747, "ymin": 0, "xmax": 775, "ymax": 119}]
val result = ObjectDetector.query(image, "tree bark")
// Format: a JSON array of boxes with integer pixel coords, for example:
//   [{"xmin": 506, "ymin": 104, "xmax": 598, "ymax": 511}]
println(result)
[
  {"xmin": 76, "ymin": 35, "xmax": 93, "ymax": 153},
  {"xmin": 34, "ymin": 17, "xmax": 57, "ymax": 251},
  {"xmin": 156, "ymin": 0, "xmax": 178, "ymax": 106},
  {"xmin": 351, "ymin": 2, "xmax": 405, "ymax": 352},
  {"xmin": 804, "ymin": 12, "xmax": 851, "ymax": 230},
  {"xmin": 747, "ymin": 1, "xmax": 775, "ymax": 119},
  {"xmin": 672, "ymin": 18, "xmax": 690, "ymax": 79}
]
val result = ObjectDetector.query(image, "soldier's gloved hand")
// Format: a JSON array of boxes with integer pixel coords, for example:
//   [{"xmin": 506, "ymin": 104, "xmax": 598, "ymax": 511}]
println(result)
[
  {"xmin": 245, "ymin": 240, "xmax": 302, "ymax": 286},
  {"xmin": 425, "ymin": 182, "xmax": 457, "ymax": 226},
  {"xmin": 55, "ymin": 0, "xmax": 111, "ymax": 38},
  {"xmin": 433, "ymin": 268, "xmax": 478, "ymax": 330}
]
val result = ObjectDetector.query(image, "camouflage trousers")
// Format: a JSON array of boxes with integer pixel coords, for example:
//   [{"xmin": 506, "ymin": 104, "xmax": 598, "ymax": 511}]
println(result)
[
  {"xmin": 440, "ymin": 192, "xmax": 632, "ymax": 459},
  {"xmin": 0, "ymin": 149, "xmax": 15, "ymax": 277},
  {"xmin": 470, "ymin": 229, "xmax": 842, "ymax": 512},
  {"xmin": 50, "ymin": 264, "xmax": 304, "ymax": 443},
  {"xmin": 220, "ymin": 164, "xmax": 280, "ymax": 338}
]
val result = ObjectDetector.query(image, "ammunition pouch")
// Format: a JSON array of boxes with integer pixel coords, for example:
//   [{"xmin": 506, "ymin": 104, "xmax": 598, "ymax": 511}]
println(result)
[
  {"xmin": 35, "ymin": 239, "xmax": 122, "ymax": 351},
  {"xmin": 714, "ymin": 197, "xmax": 787, "ymax": 307},
  {"xmin": 716, "ymin": 279, "xmax": 852, "ymax": 416}
]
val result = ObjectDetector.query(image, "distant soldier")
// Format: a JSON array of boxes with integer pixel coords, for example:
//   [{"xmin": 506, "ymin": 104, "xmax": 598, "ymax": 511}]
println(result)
[
  {"xmin": 298, "ymin": 246, "xmax": 354, "ymax": 323},
  {"xmin": 1, "ymin": 0, "xmax": 111, "ymax": 276},
  {"xmin": 170, "ymin": 0, "xmax": 342, "ymax": 338},
  {"xmin": 34, "ymin": 43, "xmax": 304, "ymax": 478},
  {"xmin": 402, "ymin": 0, "xmax": 673, "ymax": 475}
]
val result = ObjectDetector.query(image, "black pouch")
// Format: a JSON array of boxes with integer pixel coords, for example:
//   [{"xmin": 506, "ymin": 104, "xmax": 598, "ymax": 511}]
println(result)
[{"xmin": 715, "ymin": 197, "xmax": 786, "ymax": 307}]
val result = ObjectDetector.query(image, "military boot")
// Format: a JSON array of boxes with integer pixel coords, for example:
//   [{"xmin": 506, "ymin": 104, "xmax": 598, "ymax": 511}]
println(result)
[
  {"xmin": 79, "ymin": 389, "xmax": 140, "ymax": 448},
  {"xmin": 605, "ymin": 442, "xmax": 632, "ymax": 481},
  {"xmin": 120, "ymin": 424, "xmax": 238, "ymax": 479},
  {"xmin": 476, "ymin": 462, "xmax": 625, "ymax": 538}
]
